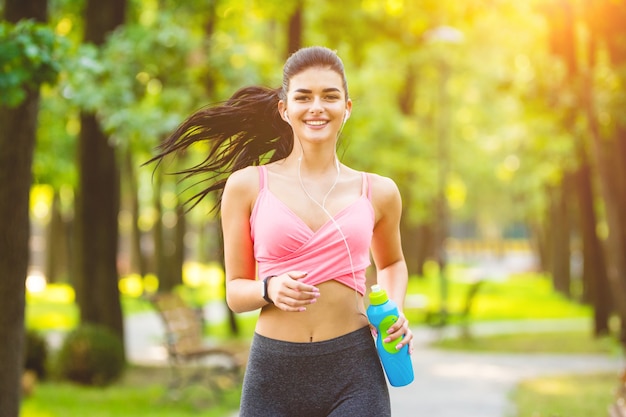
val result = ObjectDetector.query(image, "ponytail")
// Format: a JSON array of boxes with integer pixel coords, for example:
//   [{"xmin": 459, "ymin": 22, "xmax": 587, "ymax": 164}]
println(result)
[
  {"xmin": 147, "ymin": 86, "xmax": 292, "ymax": 211},
  {"xmin": 148, "ymin": 46, "xmax": 348, "ymax": 213}
]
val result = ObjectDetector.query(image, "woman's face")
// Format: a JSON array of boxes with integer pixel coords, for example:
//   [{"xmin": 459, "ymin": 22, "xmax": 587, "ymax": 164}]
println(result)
[{"xmin": 280, "ymin": 67, "xmax": 352, "ymax": 143}]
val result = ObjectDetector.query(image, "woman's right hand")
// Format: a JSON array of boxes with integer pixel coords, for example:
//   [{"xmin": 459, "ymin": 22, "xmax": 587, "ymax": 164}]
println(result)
[{"xmin": 268, "ymin": 271, "xmax": 320, "ymax": 312}]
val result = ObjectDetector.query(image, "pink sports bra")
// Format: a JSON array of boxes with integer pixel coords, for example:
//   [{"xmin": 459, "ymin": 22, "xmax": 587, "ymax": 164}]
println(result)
[{"xmin": 250, "ymin": 165, "xmax": 375, "ymax": 295}]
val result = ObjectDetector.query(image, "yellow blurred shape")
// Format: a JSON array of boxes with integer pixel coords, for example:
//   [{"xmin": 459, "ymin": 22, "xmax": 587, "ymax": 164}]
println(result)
[
  {"xmin": 30, "ymin": 184, "xmax": 53, "ymax": 220},
  {"xmin": 446, "ymin": 175, "xmax": 467, "ymax": 210},
  {"xmin": 143, "ymin": 274, "xmax": 159, "ymax": 294},
  {"xmin": 56, "ymin": 18, "xmax": 72, "ymax": 36},
  {"xmin": 119, "ymin": 274, "xmax": 144, "ymax": 297},
  {"xmin": 28, "ymin": 283, "xmax": 75, "ymax": 304},
  {"xmin": 183, "ymin": 262, "xmax": 224, "ymax": 289}
]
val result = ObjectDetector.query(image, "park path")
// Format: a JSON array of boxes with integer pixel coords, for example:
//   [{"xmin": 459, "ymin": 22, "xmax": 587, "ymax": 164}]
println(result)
[
  {"xmin": 123, "ymin": 305, "xmax": 623, "ymax": 417},
  {"xmin": 390, "ymin": 323, "xmax": 622, "ymax": 417}
]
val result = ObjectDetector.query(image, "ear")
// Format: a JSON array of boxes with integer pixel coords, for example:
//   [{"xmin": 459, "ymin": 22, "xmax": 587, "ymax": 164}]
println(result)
[
  {"xmin": 278, "ymin": 101, "xmax": 289, "ymax": 123},
  {"xmin": 344, "ymin": 99, "xmax": 353, "ymax": 121}
]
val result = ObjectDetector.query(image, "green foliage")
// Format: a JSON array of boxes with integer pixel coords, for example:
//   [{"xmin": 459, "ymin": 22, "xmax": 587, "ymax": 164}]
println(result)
[
  {"xmin": 60, "ymin": 13, "xmax": 201, "ymax": 152},
  {"xmin": 56, "ymin": 324, "xmax": 126, "ymax": 387},
  {"xmin": 0, "ymin": 20, "xmax": 67, "ymax": 107},
  {"xmin": 24, "ymin": 330, "xmax": 49, "ymax": 380},
  {"xmin": 510, "ymin": 372, "xmax": 620, "ymax": 417}
]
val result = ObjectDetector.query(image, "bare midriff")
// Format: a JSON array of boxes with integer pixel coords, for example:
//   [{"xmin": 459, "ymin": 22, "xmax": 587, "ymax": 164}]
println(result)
[{"xmin": 255, "ymin": 280, "xmax": 370, "ymax": 343}]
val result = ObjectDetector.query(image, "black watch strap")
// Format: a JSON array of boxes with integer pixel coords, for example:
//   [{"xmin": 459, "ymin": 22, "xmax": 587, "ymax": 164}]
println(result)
[{"xmin": 262, "ymin": 275, "xmax": 277, "ymax": 304}]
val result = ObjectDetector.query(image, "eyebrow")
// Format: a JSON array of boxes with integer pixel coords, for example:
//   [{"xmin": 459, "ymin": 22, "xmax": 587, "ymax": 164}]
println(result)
[{"xmin": 293, "ymin": 87, "xmax": 341, "ymax": 94}]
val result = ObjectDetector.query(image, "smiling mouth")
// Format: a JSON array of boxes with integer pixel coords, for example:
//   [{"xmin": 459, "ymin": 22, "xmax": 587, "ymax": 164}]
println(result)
[{"xmin": 305, "ymin": 120, "xmax": 329, "ymax": 126}]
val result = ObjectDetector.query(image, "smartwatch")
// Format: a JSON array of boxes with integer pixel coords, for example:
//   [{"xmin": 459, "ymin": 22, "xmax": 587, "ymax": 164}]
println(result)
[{"xmin": 262, "ymin": 275, "xmax": 277, "ymax": 304}]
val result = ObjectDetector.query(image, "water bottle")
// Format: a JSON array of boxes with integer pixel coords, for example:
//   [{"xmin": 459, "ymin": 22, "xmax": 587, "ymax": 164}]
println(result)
[{"xmin": 367, "ymin": 284, "xmax": 414, "ymax": 387}]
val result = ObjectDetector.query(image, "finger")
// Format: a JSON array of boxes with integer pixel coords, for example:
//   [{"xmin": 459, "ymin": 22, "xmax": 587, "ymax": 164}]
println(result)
[
  {"xmin": 281, "ymin": 285, "xmax": 319, "ymax": 301},
  {"xmin": 369, "ymin": 324, "xmax": 378, "ymax": 338},
  {"xmin": 288, "ymin": 271, "xmax": 309, "ymax": 280},
  {"xmin": 274, "ymin": 289, "xmax": 318, "ymax": 312},
  {"xmin": 384, "ymin": 321, "xmax": 411, "ymax": 344},
  {"xmin": 386, "ymin": 315, "xmax": 408, "ymax": 335},
  {"xmin": 392, "ymin": 331, "xmax": 413, "ymax": 351},
  {"xmin": 286, "ymin": 271, "xmax": 320, "ymax": 291},
  {"xmin": 275, "ymin": 302, "xmax": 308, "ymax": 313}
]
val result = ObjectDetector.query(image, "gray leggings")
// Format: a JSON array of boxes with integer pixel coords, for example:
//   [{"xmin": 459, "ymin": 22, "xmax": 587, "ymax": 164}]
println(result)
[{"xmin": 239, "ymin": 326, "xmax": 391, "ymax": 417}]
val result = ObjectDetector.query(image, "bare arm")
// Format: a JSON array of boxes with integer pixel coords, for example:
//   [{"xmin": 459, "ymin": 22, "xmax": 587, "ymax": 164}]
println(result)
[
  {"xmin": 221, "ymin": 167, "xmax": 267, "ymax": 313},
  {"xmin": 369, "ymin": 174, "xmax": 413, "ymax": 352}
]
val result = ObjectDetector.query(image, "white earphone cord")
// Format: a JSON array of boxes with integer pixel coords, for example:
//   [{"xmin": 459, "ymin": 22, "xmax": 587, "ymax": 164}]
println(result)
[{"xmin": 297, "ymin": 155, "xmax": 366, "ymax": 317}]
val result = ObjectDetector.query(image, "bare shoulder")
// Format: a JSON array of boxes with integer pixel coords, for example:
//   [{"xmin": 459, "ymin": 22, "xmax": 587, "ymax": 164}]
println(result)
[
  {"xmin": 367, "ymin": 172, "xmax": 401, "ymax": 204},
  {"xmin": 365, "ymin": 172, "xmax": 402, "ymax": 223},
  {"xmin": 222, "ymin": 165, "xmax": 260, "ymax": 210},
  {"xmin": 225, "ymin": 165, "xmax": 259, "ymax": 191}
]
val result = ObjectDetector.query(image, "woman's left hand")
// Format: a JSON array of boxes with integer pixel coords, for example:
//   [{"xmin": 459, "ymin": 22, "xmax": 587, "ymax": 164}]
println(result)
[{"xmin": 383, "ymin": 312, "xmax": 414, "ymax": 355}]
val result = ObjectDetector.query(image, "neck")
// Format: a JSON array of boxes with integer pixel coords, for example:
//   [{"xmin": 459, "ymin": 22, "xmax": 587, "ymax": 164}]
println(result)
[
  {"xmin": 297, "ymin": 152, "xmax": 341, "ymax": 210},
  {"xmin": 288, "ymin": 143, "xmax": 339, "ymax": 176}
]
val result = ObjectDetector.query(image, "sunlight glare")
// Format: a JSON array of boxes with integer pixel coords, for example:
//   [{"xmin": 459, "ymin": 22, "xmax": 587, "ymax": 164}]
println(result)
[
  {"xmin": 119, "ymin": 274, "xmax": 143, "ymax": 297},
  {"xmin": 26, "ymin": 272, "xmax": 47, "ymax": 294},
  {"xmin": 55, "ymin": 18, "xmax": 72, "ymax": 36},
  {"xmin": 385, "ymin": 0, "xmax": 404, "ymax": 16}
]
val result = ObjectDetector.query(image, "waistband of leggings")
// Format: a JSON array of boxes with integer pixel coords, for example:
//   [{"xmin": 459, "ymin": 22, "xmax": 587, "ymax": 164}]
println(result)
[{"xmin": 251, "ymin": 326, "xmax": 373, "ymax": 357}]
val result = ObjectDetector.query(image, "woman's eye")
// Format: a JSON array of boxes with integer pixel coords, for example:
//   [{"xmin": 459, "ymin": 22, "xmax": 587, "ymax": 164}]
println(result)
[
  {"xmin": 295, "ymin": 96, "xmax": 309, "ymax": 101},
  {"xmin": 325, "ymin": 95, "xmax": 340, "ymax": 100}
]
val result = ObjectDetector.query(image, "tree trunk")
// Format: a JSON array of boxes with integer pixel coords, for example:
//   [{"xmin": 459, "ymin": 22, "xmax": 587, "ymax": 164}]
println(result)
[
  {"xmin": 529, "ymin": 221, "xmax": 550, "ymax": 274},
  {"xmin": 45, "ymin": 191, "xmax": 71, "ymax": 283},
  {"xmin": 581, "ymin": 17, "xmax": 626, "ymax": 346},
  {"xmin": 75, "ymin": 113, "xmax": 124, "ymax": 340},
  {"xmin": 573, "ymin": 160, "xmax": 611, "ymax": 335},
  {"xmin": 401, "ymin": 221, "xmax": 433, "ymax": 277},
  {"xmin": 124, "ymin": 150, "xmax": 147, "ymax": 278},
  {"xmin": 286, "ymin": 0, "xmax": 303, "ymax": 56},
  {"xmin": 152, "ymin": 167, "xmax": 167, "ymax": 290},
  {"xmin": 0, "ymin": 90, "xmax": 39, "ymax": 417},
  {"xmin": 74, "ymin": 0, "xmax": 127, "ymax": 344},
  {"xmin": 544, "ymin": 0, "xmax": 618, "ymax": 337},
  {"xmin": 548, "ymin": 182, "xmax": 571, "ymax": 297},
  {"xmin": 0, "ymin": 2, "xmax": 47, "ymax": 415}
]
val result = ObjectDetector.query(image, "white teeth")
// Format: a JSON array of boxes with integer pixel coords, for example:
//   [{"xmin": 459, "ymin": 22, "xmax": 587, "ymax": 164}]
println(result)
[{"xmin": 305, "ymin": 120, "xmax": 327, "ymax": 126}]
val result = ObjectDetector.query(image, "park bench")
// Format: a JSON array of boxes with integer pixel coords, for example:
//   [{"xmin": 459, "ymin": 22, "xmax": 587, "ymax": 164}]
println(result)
[
  {"xmin": 149, "ymin": 292, "xmax": 243, "ymax": 404},
  {"xmin": 414, "ymin": 279, "xmax": 484, "ymax": 337},
  {"xmin": 610, "ymin": 369, "xmax": 626, "ymax": 417}
]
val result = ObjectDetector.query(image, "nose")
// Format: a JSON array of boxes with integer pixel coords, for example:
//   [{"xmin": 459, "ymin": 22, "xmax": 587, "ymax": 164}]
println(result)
[{"xmin": 309, "ymin": 96, "xmax": 325, "ymax": 114}]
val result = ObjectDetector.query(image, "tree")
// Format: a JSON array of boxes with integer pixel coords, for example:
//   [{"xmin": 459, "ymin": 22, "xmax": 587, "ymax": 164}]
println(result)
[
  {"xmin": 540, "ymin": 0, "xmax": 612, "ymax": 334},
  {"xmin": 74, "ymin": 0, "xmax": 126, "ymax": 343},
  {"xmin": 541, "ymin": 0, "xmax": 626, "ymax": 343},
  {"xmin": 581, "ymin": 0, "xmax": 626, "ymax": 344},
  {"xmin": 0, "ymin": 1, "xmax": 53, "ymax": 415}
]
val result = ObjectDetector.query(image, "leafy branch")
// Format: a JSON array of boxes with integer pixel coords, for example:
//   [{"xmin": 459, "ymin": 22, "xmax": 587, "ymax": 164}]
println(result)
[{"xmin": 0, "ymin": 20, "xmax": 68, "ymax": 107}]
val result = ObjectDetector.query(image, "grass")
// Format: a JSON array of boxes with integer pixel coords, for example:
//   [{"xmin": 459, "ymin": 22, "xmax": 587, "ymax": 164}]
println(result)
[
  {"xmin": 431, "ymin": 330, "xmax": 623, "ymax": 355},
  {"xmin": 405, "ymin": 264, "xmax": 591, "ymax": 325},
  {"xmin": 509, "ymin": 372, "xmax": 621, "ymax": 417},
  {"xmin": 21, "ymin": 366, "xmax": 242, "ymax": 417}
]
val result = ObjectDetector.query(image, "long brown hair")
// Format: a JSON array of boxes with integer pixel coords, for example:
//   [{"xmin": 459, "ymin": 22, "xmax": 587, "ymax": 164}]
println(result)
[{"xmin": 147, "ymin": 46, "xmax": 349, "ymax": 211}]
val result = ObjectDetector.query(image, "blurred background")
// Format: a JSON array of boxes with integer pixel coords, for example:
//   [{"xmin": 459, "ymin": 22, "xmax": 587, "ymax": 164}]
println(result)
[{"xmin": 2, "ymin": 0, "xmax": 626, "ymax": 416}]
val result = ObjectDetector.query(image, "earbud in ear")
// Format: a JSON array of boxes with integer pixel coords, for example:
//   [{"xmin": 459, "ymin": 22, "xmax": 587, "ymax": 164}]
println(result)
[{"xmin": 343, "ymin": 112, "xmax": 350, "ymax": 123}]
